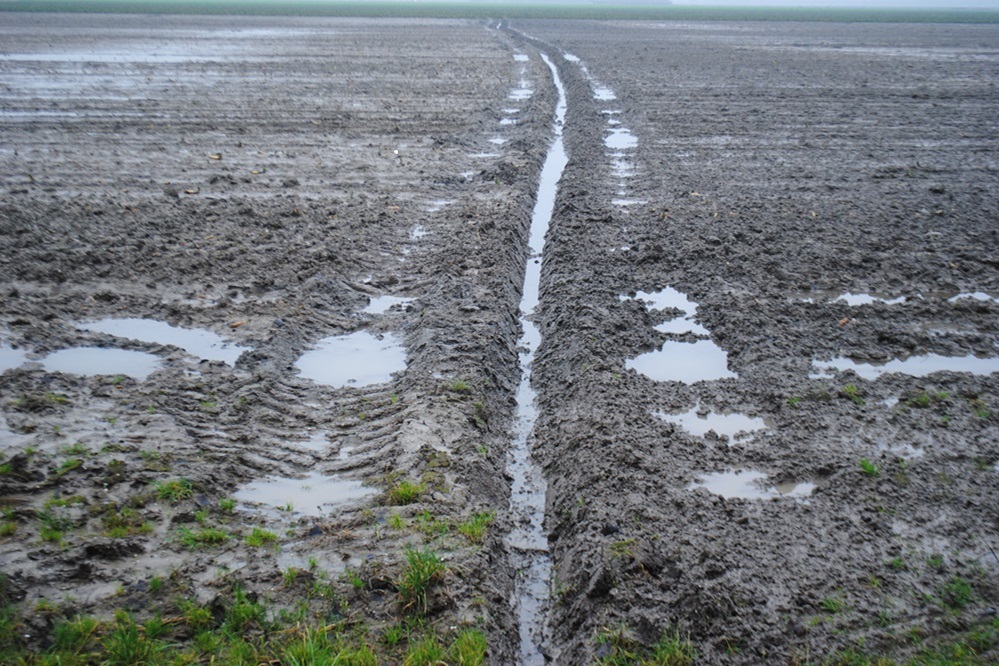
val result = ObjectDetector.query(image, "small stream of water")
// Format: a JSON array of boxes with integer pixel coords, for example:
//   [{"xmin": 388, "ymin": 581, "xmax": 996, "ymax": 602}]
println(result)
[{"xmin": 507, "ymin": 52, "xmax": 567, "ymax": 666}]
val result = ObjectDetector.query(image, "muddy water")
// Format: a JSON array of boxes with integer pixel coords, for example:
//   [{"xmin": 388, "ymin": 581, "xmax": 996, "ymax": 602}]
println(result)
[
  {"xmin": 654, "ymin": 405, "xmax": 768, "ymax": 441},
  {"xmin": 78, "ymin": 318, "xmax": 249, "ymax": 365},
  {"xmin": 689, "ymin": 469, "xmax": 816, "ymax": 500},
  {"xmin": 361, "ymin": 295, "xmax": 412, "ymax": 315},
  {"xmin": 811, "ymin": 353, "xmax": 999, "ymax": 380},
  {"xmin": 234, "ymin": 470, "xmax": 376, "ymax": 517},
  {"xmin": 507, "ymin": 52, "xmax": 567, "ymax": 666},
  {"xmin": 628, "ymin": 340, "xmax": 736, "ymax": 383},
  {"xmin": 294, "ymin": 331, "xmax": 406, "ymax": 389},
  {"xmin": 40, "ymin": 347, "xmax": 162, "ymax": 380},
  {"xmin": 0, "ymin": 343, "xmax": 27, "ymax": 373}
]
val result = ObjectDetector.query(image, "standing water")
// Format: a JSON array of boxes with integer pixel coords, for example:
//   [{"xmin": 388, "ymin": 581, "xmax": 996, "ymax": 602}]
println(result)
[{"xmin": 507, "ymin": 53, "xmax": 567, "ymax": 666}]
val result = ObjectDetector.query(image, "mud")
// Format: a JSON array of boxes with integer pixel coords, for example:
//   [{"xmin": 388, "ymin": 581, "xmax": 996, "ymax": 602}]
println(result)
[
  {"xmin": 2, "ymin": 11, "xmax": 999, "ymax": 665},
  {"xmin": 516, "ymin": 18, "xmax": 999, "ymax": 664},
  {"xmin": 1, "ymin": 13, "xmax": 552, "ymax": 662}
]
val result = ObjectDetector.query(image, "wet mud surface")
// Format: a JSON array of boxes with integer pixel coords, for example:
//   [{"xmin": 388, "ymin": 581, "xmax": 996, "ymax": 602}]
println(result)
[{"xmin": 2, "ymin": 12, "xmax": 999, "ymax": 664}]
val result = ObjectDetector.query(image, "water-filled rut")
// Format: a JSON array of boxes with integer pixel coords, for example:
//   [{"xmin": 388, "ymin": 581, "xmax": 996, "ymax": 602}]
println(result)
[{"xmin": 506, "ymin": 51, "xmax": 568, "ymax": 665}]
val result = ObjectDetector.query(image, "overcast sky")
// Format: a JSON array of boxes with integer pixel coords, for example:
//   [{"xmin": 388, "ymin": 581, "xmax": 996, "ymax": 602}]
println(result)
[{"xmin": 673, "ymin": 0, "xmax": 999, "ymax": 6}]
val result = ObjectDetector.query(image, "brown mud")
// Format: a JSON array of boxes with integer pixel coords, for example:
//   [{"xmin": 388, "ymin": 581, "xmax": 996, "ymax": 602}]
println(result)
[{"xmin": 1, "ymin": 12, "xmax": 998, "ymax": 664}]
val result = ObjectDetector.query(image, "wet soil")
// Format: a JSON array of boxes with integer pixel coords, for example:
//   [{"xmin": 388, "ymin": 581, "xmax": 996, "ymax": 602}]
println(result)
[
  {"xmin": 2, "ymin": 12, "xmax": 999, "ymax": 665},
  {"xmin": 1, "ymin": 13, "xmax": 554, "ymax": 662},
  {"xmin": 516, "ymin": 18, "xmax": 999, "ymax": 664}
]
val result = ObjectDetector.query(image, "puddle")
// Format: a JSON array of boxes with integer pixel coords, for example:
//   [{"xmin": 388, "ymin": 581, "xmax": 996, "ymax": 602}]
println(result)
[
  {"xmin": 654, "ymin": 405, "xmax": 767, "ymax": 441},
  {"xmin": 361, "ymin": 295, "xmax": 412, "ymax": 315},
  {"xmin": 605, "ymin": 128, "xmax": 637, "ymax": 150},
  {"xmin": 500, "ymin": 118, "xmax": 518, "ymax": 126},
  {"xmin": 78, "ymin": 318, "xmax": 249, "ymax": 366},
  {"xmin": 623, "ymin": 287, "xmax": 696, "ymax": 315},
  {"xmin": 948, "ymin": 292, "xmax": 995, "ymax": 303},
  {"xmin": 622, "ymin": 287, "xmax": 710, "ymax": 336},
  {"xmin": 41, "ymin": 347, "xmax": 162, "ymax": 380},
  {"xmin": 689, "ymin": 470, "xmax": 815, "ymax": 499},
  {"xmin": 834, "ymin": 293, "xmax": 907, "ymax": 306},
  {"xmin": 611, "ymin": 158, "xmax": 634, "ymax": 178},
  {"xmin": 795, "ymin": 291, "xmax": 996, "ymax": 307},
  {"xmin": 489, "ymin": 137, "xmax": 508, "ymax": 145},
  {"xmin": 1, "ymin": 343, "xmax": 27, "ymax": 373},
  {"xmin": 654, "ymin": 318, "xmax": 709, "ymax": 335},
  {"xmin": 593, "ymin": 85, "xmax": 616, "ymax": 101},
  {"xmin": 563, "ymin": 53, "xmax": 580, "ymax": 62},
  {"xmin": 234, "ymin": 471, "xmax": 376, "ymax": 517},
  {"xmin": 811, "ymin": 353, "xmax": 999, "ymax": 380},
  {"xmin": 624, "ymin": 287, "xmax": 733, "ymax": 382},
  {"xmin": 507, "ymin": 51, "xmax": 567, "ymax": 666},
  {"xmin": 470, "ymin": 152, "xmax": 501, "ymax": 159},
  {"xmin": 513, "ymin": 53, "xmax": 529, "ymax": 62},
  {"xmin": 411, "ymin": 225, "xmax": 429, "ymax": 239},
  {"xmin": 612, "ymin": 198, "xmax": 648, "ymax": 208},
  {"xmin": 295, "ymin": 331, "xmax": 406, "ymax": 389},
  {"xmin": 627, "ymin": 340, "xmax": 736, "ymax": 383},
  {"xmin": 508, "ymin": 88, "xmax": 533, "ymax": 101},
  {"xmin": 503, "ymin": 108, "xmax": 520, "ymax": 114}
]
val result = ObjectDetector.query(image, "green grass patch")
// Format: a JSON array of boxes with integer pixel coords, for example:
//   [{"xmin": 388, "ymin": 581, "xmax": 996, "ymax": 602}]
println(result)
[
  {"xmin": 405, "ymin": 633, "xmax": 447, "ymax": 665},
  {"xmin": 56, "ymin": 457, "xmax": 83, "ymax": 475},
  {"xmin": 859, "ymin": 458, "xmax": 881, "ymax": 478},
  {"xmin": 397, "ymin": 548, "xmax": 446, "ymax": 616},
  {"xmin": 103, "ymin": 507, "xmax": 153, "ymax": 538},
  {"xmin": 456, "ymin": 511, "xmax": 494, "ymax": 544},
  {"xmin": 177, "ymin": 526, "xmax": 230, "ymax": 549},
  {"xmin": 595, "ymin": 625, "xmax": 695, "ymax": 665},
  {"xmin": 414, "ymin": 510, "xmax": 449, "ymax": 538},
  {"xmin": 386, "ymin": 479, "xmax": 425, "ymax": 506},
  {"xmin": 941, "ymin": 576, "xmax": 975, "ymax": 610},
  {"xmin": 821, "ymin": 595, "xmax": 850, "ymax": 614},
  {"xmin": 154, "ymin": 478, "xmax": 194, "ymax": 504},
  {"xmin": 245, "ymin": 527, "xmax": 278, "ymax": 547},
  {"xmin": 841, "ymin": 384, "xmax": 866, "ymax": 406},
  {"xmin": 281, "ymin": 626, "xmax": 377, "ymax": 666}
]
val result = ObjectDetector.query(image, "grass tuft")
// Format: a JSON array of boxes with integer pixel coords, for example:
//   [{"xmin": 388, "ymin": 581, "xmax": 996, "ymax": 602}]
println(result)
[
  {"xmin": 449, "ymin": 628, "xmax": 488, "ymax": 666},
  {"xmin": 177, "ymin": 527, "xmax": 230, "ymax": 549},
  {"xmin": 245, "ymin": 527, "xmax": 278, "ymax": 547},
  {"xmin": 457, "ymin": 511, "xmax": 494, "ymax": 544},
  {"xmin": 397, "ymin": 548, "xmax": 446, "ymax": 615},
  {"xmin": 154, "ymin": 478, "xmax": 194, "ymax": 504},
  {"xmin": 858, "ymin": 458, "xmax": 880, "ymax": 478},
  {"xmin": 596, "ymin": 625, "xmax": 695, "ymax": 665},
  {"xmin": 387, "ymin": 479, "xmax": 426, "ymax": 506}
]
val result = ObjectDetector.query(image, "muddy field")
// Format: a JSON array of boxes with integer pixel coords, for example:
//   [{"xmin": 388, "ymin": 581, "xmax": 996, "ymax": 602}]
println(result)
[{"xmin": 2, "ymin": 12, "xmax": 999, "ymax": 665}]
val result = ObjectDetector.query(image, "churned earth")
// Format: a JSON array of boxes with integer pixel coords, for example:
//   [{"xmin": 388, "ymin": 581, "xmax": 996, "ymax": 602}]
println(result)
[
  {"xmin": 1, "ymin": 11, "xmax": 999, "ymax": 665},
  {"xmin": 515, "ymin": 17, "xmax": 999, "ymax": 665},
  {"xmin": 0, "ymin": 13, "xmax": 556, "ymax": 663}
]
